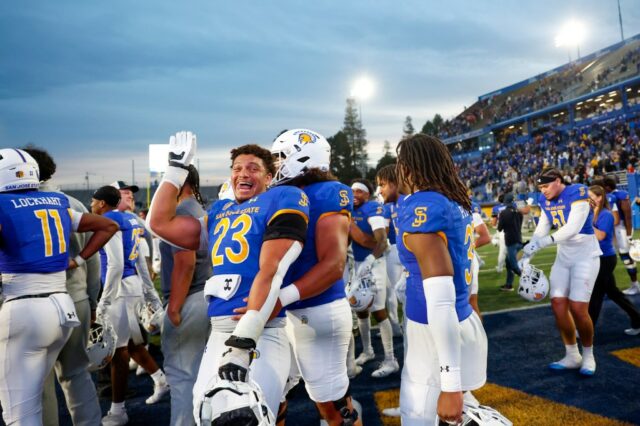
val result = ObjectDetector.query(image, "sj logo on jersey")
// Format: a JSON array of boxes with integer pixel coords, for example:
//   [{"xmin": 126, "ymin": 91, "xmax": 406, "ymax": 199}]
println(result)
[
  {"xmin": 412, "ymin": 207, "xmax": 427, "ymax": 227},
  {"xmin": 299, "ymin": 193, "xmax": 309, "ymax": 207}
]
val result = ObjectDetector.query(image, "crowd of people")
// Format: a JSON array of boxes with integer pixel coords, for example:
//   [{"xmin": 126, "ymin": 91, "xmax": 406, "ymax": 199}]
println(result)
[
  {"xmin": 2, "ymin": 126, "xmax": 640, "ymax": 426},
  {"xmin": 458, "ymin": 116, "xmax": 640, "ymax": 202}
]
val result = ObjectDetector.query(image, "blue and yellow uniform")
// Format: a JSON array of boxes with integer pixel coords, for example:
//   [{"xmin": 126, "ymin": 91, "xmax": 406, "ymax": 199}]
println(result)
[
  {"xmin": 383, "ymin": 203, "xmax": 397, "ymax": 245},
  {"xmin": 285, "ymin": 181, "xmax": 353, "ymax": 310},
  {"xmin": 608, "ymin": 189, "xmax": 630, "ymax": 224},
  {"xmin": 491, "ymin": 203, "xmax": 505, "ymax": 218},
  {"xmin": 205, "ymin": 185, "xmax": 309, "ymax": 317},
  {"xmin": 99, "ymin": 210, "xmax": 139, "ymax": 283},
  {"xmin": 471, "ymin": 201, "xmax": 482, "ymax": 217},
  {"xmin": 0, "ymin": 191, "xmax": 72, "ymax": 274},
  {"xmin": 537, "ymin": 184, "xmax": 594, "ymax": 236},
  {"xmin": 352, "ymin": 200, "xmax": 384, "ymax": 262},
  {"xmin": 397, "ymin": 191, "xmax": 474, "ymax": 324}
]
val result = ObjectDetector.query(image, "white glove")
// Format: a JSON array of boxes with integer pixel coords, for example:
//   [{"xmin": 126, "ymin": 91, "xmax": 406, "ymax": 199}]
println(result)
[
  {"xmin": 356, "ymin": 254, "xmax": 375, "ymax": 277},
  {"xmin": 523, "ymin": 235, "xmax": 553, "ymax": 257},
  {"xmin": 517, "ymin": 256, "xmax": 530, "ymax": 272},
  {"xmin": 218, "ymin": 337, "xmax": 255, "ymax": 382},
  {"xmin": 164, "ymin": 131, "xmax": 197, "ymax": 188},
  {"xmin": 95, "ymin": 300, "xmax": 110, "ymax": 322}
]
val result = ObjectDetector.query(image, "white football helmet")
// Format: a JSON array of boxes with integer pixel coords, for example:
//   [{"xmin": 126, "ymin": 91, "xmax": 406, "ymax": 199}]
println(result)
[
  {"xmin": 0, "ymin": 148, "xmax": 40, "ymax": 192},
  {"xmin": 199, "ymin": 379, "xmax": 275, "ymax": 426},
  {"xmin": 629, "ymin": 240, "xmax": 640, "ymax": 262},
  {"xmin": 270, "ymin": 129, "xmax": 331, "ymax": 186},
  {"xmin": 518, "ymin": 263, "xmax": 549, "ymax": 302},
  {"xmin": 218, "ymin": 179, "xmax": 235, "ymax": 201},
  {"xmin": 86, "ymin": 319, "xmax": 117, "ymax": 372},
  {"xmin": 346, "ymin": 273, "xmax": 375, "ymax": 312},
  {"xmin": 137, "ymin": 301, "xmax": 164, "ymax": 335},
  {"xmin": 436, "ymin": 402, "xmax": 512, "ymax": 426}
]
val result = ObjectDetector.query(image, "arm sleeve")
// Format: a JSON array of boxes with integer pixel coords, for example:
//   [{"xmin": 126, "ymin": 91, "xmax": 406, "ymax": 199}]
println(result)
[
  {"xmin": 136, "ymin": 247, "xmax": 162, "ymax": 307},
  {"xmin": 100, "ymin": 232, "xmax": 124, "ymax": 305},
  {"xmin": 86, "ymin": 253, "xmax": 101, "ymax": 310},
  {"xmin": 533, "ymin": 210, "xmax": 551, "ymax": 238},
  {"xmin": 368, "ymin": 215, "xmax": 387, "ymax": 231},
  {"xmin": 551, "ymin": 201, "xmax": 590, "ymax": 243},
  {"xmin": 69, "ymin": 209, "xmax": 83, "ymax": 232}
]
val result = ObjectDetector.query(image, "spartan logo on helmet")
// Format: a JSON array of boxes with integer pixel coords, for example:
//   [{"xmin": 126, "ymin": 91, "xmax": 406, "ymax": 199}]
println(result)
[{"xmin": 297, "ymin": 131, "xmax": 317, "ymax": 145}]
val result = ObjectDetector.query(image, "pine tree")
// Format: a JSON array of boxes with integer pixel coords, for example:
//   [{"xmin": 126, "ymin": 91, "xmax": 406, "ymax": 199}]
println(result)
[
  {"xmin": 403, "ymin": 116, "xmax": 415, "ymax": 138},
  {"xmin": 343, "ymin": 98, "xmax": 368, "ymax": 178}
]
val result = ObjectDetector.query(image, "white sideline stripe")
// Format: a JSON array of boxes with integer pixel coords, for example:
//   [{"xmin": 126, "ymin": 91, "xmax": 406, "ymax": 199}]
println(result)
[
  {"xmin": 479, "ymin": 262, "xmax": 553, "ymax": 273},
  {"xmin": 483, "ymin": 302, "xmax": 551, "ymax": 316}
]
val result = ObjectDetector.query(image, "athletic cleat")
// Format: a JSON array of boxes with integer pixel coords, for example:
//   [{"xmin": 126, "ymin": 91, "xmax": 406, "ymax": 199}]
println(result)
[
  {"xmin": 347, "ymin": 364, "xmax": 362, "ymax": 379},
  {"xmin": 549, "ymin": 354, "xmax": 582, "ymax": 370},
  {"xmin": 145, "ymin": 381, "xmax": 170, "ymax": 404},
  {"xmin": 623, "ymin": 283, "xmax": 640, "ymax": 295},
  {"xmin": 355, "ymin": 350, "xmax": 375, "ymax": 366},
  {"xmin": 579, "ymin": 357, "xmax": 596, "ymax": 376},
  {"xmin": 382, "ymin": 407, "xmax": 401, "ymax": 417},
  {"xmin": 371, "ymin": 358, "xmax": 399, "ymax": 378},
  {"xmin": 102, "ymin": 410, "xmax": 128, "ymax": 426},
  {"xmin": 624, "ymin": 327, "xmax": 640, "ymax": 336}
]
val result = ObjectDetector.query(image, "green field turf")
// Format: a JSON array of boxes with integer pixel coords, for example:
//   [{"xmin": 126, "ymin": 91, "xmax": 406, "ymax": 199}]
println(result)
[{"xmin": 476, "ymin": 229, "xmax": 637, "ymax": 313}]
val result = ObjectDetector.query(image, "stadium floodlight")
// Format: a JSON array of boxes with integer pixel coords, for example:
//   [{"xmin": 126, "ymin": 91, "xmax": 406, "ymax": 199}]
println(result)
[
  {"xmin": 350, "ymin": 76, "xmax": 375, "ymax": 101},
  {"xmin": 555, "ymin": 19, "xmax": 586, "ymax": 58}
]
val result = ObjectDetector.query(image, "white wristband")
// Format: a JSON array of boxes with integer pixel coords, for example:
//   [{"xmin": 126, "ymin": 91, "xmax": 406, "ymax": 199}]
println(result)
[
  {"xmin": 73, "ymin": 255, "xmax": 86, "ymax": 267},
  {"xmin": 162, "ymin": 166, "xmax": 189, "ymax": 189},
  {"xmin": 279, "ymin": 284, "xmax": 301, "ymax": 307}
]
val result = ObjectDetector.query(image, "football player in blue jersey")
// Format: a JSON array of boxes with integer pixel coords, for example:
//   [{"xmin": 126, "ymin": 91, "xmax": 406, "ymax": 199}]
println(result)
[
  {"xmin": 600, "ymin": 177, "xmax": 640, "ymax": 295},
  {"xmin": 147, "ymin": 132, "xmax": 308, "ymax": 422},
  {"xmin": 91, "ymin": 186, "xmax": 169, "ymax": 426},
  {"xmin": 394, "ymin": 134, "xmax": 487, "ymax": 425},
  {"xmin": 377, "ymin": 165, "xmax": 403, "ymax": 338},
  {"xmin": 268, "ymin": 129, "xmax": 360, "ymax": 425},
  {"xmin": 523, "ymin": 168, "xmax": 601, "ymax": 376},
  {"xmin": 349, "ymin": 178, "xmax": 399, "ymax": 378},
  {"xmin": 0, "ymin": 148, "xmax": 118, "ymax": 426}
]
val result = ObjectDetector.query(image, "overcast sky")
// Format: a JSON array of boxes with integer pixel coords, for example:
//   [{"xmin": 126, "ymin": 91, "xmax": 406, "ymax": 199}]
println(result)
[{"xmin": 1, "ymin": 1, "xmax": 639, "ymax": 188}]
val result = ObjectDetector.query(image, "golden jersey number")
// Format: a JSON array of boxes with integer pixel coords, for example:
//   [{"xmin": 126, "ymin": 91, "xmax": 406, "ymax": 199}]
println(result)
[{"xmin": 211, "ymin": 214, "xmax": 252, "ymax": 266}]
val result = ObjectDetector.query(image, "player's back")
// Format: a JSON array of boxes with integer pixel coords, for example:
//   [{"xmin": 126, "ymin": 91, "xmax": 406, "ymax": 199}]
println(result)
[
  {"xmin": 0, "ymin": 190, "xmax": 72, "ymax": 298},
  {"xmin": 397, "ymin": 191, "xmax": 473, "ymax": 325},
  {"xmin": 352, "ymin": 200, "xmax": 383, "ymax": 261},
  {"xmin": 286, "ymin": 180, "xmax": 353, "ymax": 310}
]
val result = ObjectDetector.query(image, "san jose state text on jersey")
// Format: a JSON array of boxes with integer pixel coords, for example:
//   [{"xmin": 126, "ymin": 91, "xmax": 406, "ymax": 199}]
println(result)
[
  {"xmin": 396, "ymin": 191, "xmax": 474, "ymax": 324},
  {"xmin": 0, "ymin": 192, "xmax": 73, "ymax": 273},
  {"xmin": 205, "ymin": 185, "xmax": 309, "ymax": 317},
  {"xmin": 284, "ymin": 181, "xmax": 353, "ymax": 310}
]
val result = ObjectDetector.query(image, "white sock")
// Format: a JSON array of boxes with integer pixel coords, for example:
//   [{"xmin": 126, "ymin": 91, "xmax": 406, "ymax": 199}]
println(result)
[
  {"xmin": 633, "ymin": 281, "xmax": 640, "ymax": 287},
  {"xmin": 378, "ymin": 318, "xmax": 395, "ymax": 360},
  {"xmin": 150, "ymin": 369, "xmax": 165, "ymax": 385},
  {"xmin": 347, "ymin": 335, "xmax": 356, "ymax": 369},
  {"xmin": 358, "ymin": 318, "xmax": 373, "ymax": 353},
  {"xmin": 582, "ymin": 346, "xmax": 594, "ymax": 359},
  {"xmin": 110, "ymin": 402, "xmax": 125, "ymax": 415},
  {"xmin": 565, "ymin": 343, "xmax": 580, "ymax": 358}
]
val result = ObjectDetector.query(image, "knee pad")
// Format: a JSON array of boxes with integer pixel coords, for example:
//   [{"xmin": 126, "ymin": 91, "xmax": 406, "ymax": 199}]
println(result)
[{"xmin": 332, "ymin": 388, "xmax": 359, "ymax": 426}]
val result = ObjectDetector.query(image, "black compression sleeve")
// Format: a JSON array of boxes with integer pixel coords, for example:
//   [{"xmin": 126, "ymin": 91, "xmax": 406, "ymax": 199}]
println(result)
[{"xmin": 263, "ymin": 213, "xmax": 307, "ymax": 243}]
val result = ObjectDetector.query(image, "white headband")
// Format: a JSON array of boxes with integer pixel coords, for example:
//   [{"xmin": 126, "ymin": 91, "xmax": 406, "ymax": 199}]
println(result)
[{"xmin": 351, "ymin": 182, "xmax": 370, "ymax": 193}]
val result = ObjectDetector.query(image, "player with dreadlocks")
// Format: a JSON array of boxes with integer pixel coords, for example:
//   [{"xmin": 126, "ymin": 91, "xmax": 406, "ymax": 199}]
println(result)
[
  {"xmin": 395, "ymin": 134, "xmax": 487, "ymax": 425},
  {"xmin": 159, "ymin": 164, "xmax": 213, "ymax": 425}
]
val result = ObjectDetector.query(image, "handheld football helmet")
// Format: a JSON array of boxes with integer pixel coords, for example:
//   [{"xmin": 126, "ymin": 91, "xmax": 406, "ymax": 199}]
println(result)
[
  {"xmin": 346, "ymin": 273, "xmax": 375, "ymax": 312},
  {"xmin": 491, "ymin": 234, "xmax": 499, "ymax": 247},
  {"xmin": 137, "ymin": 301, "xmax": 164, "ymax": 335},
  {"xmin": 436, "ymin": 402, "xmax": 512, "ymax": 426},
  {"xmin": 270, "ymin": 129, "xmax": 331, "ymax": 186},
  {"xmin": 86, "ymin": 319, "xmax": 117, "ymax": 372},
  {"xmin": 199, "ymin": 379, "xmax": 274, "ymax": 426},
  {"xmin": 218, "ymin": 179, "xmax": 235, "ymax": 201},
  {"xmin": 0, "ymin": 148, "xmax": 40, "ymax": 192},
  {"xmin": 518, "ymin": 263, "xmax": 549, "ymax": 302},
  {"xmin": 629, "ymin": 240, "xmax": 640, "ymax": 262}
]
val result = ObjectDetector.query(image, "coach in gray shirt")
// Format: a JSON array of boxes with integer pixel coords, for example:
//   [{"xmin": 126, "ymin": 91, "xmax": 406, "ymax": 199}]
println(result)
[{"xmin": 160, "ymin": 165, "xmax": 212, "ymax": 426}]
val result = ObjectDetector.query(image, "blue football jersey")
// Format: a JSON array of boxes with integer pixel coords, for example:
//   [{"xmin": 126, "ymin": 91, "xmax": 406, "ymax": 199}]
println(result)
[
  {"xmin": 491, "ymin": 203, "xmax": 505, "ymax": 217},
  {"xmin": 537, "ymin": 184, "xmax": 594, "ymax": 236},
  {"xmin": 471, "ymin": 202, "xmax": 482, "ymax": 216},
  {"xmin": 100, "ymin": 210, "xmax": 139, "ymax": 283},
  {"xmin": 397, "ymin": 191, "xmax": 474, "ymax": 325},
  {"xmin": 595, "ymin": 209, "xmax": 616, "ymax": 257},
  {"xmin": 352, "ymin": 200, "xmax": 384, "ymax": 261},
  {"xmin": 0, "ymin": 191, "xmax": 72, "ymax": 274},
  {"xmin": 611, "ymin": 189, "xmax": 630, "ymax": 224},
  {"xmin": 383, "ymin": 203, "xmax": 397, "ymax": 245},
  {"xmin": 285, "ymin": 181, "xmax": 353, "ymax": 310},
  {"xmin": 205, "ymin": 185, "xmax": 309, "ymax": 317}
]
